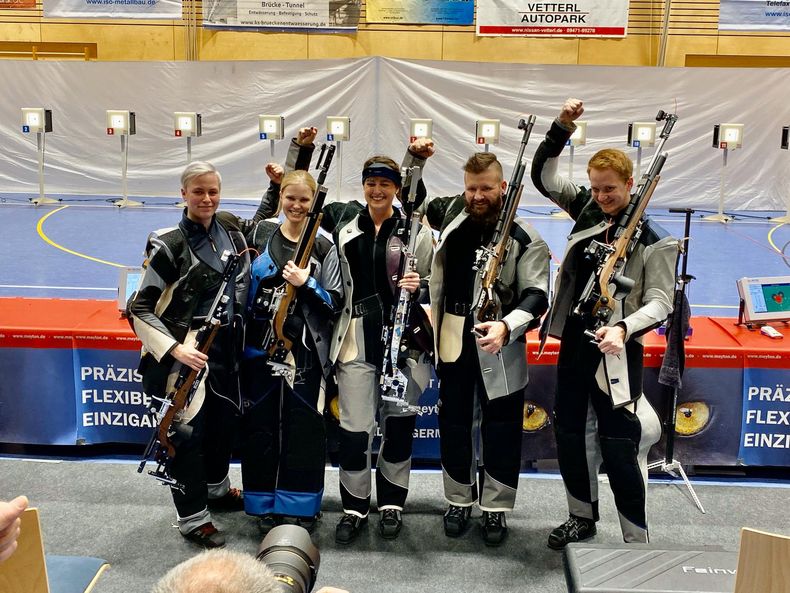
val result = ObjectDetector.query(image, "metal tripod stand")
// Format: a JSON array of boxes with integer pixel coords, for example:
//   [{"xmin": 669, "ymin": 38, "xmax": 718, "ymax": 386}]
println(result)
[{"xmin": 647, "ymin": 208, "xmax": 705, "ymax": 513}]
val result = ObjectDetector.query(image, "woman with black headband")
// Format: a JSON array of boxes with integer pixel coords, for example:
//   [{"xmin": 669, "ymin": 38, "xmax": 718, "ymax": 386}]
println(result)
[{"xmin": 257, "ymin": 128, "xmax": 435, "ymax": 544}]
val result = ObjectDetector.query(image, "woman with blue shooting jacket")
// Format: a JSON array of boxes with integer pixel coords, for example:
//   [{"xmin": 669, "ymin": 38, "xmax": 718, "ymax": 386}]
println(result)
[{"xmin": 241, "ymin": 167, "xmax": 343, "ymax": 535}]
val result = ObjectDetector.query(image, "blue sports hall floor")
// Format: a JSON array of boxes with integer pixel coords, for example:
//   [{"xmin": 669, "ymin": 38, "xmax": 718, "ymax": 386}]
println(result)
[{"xmin": 2, "ymin": 193, "xmax": 790, "ymax": 316}]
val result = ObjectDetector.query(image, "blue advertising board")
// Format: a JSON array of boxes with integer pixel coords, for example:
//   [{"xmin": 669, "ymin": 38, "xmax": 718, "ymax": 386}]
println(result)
[{"xmin": 739, "ymin": 367, "xmax": 790, "ymax": 465}]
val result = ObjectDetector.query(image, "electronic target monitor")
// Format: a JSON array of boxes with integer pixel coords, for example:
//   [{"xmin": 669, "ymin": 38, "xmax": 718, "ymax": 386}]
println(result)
[{"xmin": 737, "ymin": 276, "xmax": 790, "ymax": 324}]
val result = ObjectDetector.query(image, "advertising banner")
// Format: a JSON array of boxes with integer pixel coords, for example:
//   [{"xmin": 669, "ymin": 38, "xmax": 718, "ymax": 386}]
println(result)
[
  {"xmin": 476, "ymin": 0, "xmax": 628, "ymax": 37},
  {"xmin": 43, "ymin": 0, "xmax": 182, "ymax": 18},
  {"xmin": 719, "ymin": 0, "xmax": 790, "ymax": 31},
  {"xmin": 73, "ymin": 348, "xmax": 153, "ymax": 445},
  {"xmin": 2, "ymin": 299, "xmax": 785, "ymax": 468},
  {"xmin": 0, "ymin": 0, "xmax": 36, "ymax": 9},
  {"xmin": 366, "ymin": 0, "xmax": 473, "ymax": 25},
  {"xmin": 0, "ymin": 347, "xmax": 78, "ymax": 445},
  {"xmin": 203, "ymin": 0, "xmax": 360, "ymax": 31}
]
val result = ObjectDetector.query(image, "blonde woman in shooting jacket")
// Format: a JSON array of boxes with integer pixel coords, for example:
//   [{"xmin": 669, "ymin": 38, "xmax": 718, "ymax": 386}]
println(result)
[
  {"xmin": 129, "ymin": 161, "xmax": 255, "ymax": 549},
  {"xmin": 240, "ymin": 168, "xmax": 342, "ymax": 536},
  {"xmin": 531, "ymin": 98, "xmax": 676, "ymax": 549}
]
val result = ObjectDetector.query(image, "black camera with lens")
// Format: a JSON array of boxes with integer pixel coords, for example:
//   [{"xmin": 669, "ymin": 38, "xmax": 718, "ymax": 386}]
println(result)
[{"xmin": 256, "ymin": 525, "xmax": 320, "ymax": 593}]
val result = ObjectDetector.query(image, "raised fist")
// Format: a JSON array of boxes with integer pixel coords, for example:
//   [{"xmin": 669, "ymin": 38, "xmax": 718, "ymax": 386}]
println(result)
[{"xmin": 265, "ymin": 162, "xmax": 284, "ymax": 185}]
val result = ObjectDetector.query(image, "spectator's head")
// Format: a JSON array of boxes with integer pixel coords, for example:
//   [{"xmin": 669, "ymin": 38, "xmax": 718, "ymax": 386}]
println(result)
[{"xmin": 152, "ymin": 549, "xmax": 281, "ymax": 593}]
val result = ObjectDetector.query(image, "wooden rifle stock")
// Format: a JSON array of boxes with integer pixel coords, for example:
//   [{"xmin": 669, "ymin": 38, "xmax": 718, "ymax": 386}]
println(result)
[
  {"xmin": 475, "ymin": 115, "xmax": 536, "ymax": 322},
  {"xmin": 268, "ymin": 214, "xmax": 324, "ymax": 360},
  {"xmin": 156, "ymin": 314, "xmax": 223, "ymax": 458},
  {"xmin": 477, "ymin": 183, "xmax": 524, "ymax": 322},
  {"xmin": 268, "ymin": 144, "xmax": 335, "ymax": 364}
]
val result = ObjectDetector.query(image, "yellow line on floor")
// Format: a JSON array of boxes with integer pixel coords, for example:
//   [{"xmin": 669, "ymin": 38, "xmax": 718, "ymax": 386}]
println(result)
[
  {"xmin": 767, "ymin": 222, "xmax": 787, "ymax": 254},
  {"xmin": 36, "ymin": 206, "xmax": 126, "ymax": 269}
]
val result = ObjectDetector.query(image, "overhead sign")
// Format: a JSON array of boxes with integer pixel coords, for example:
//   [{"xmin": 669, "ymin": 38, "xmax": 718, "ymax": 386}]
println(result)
[
  {"xmin": 366, "ymin": 0, "xmax": 473, "ymax": 25},
  {"xmin": 476, "ymin": 0, "xmax": 628, "ymax": 37},
  {"xmin": 1, "ymin": 0, "xmax": 36, "ymax": 8},
  {"xmin": 204, "ymin": 0, "xmax": 360, "ymax": 31},
  {"xmin": 44, "ymin": 0, "xmax": 181, "ymax": 18},
  {"xmin": 720, "ymin": 0, "xmax": 790, "ymax": 30}
]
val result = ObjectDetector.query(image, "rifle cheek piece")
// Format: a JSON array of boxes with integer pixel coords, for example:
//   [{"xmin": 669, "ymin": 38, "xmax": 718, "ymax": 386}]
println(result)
[
  {"xmin": 171, "ymin": 423, "xmax": 193, "ymax": 442},
  {"xmin": 610, "ymin": 273, "xmax": 636, "ymax": 300}
]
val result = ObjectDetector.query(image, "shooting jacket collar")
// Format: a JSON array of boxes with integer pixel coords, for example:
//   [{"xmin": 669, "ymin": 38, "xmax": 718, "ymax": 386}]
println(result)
[
  {"xmin": 180, "ymin": 209, "xmax": 218, "ymax": 235},
  {"xmin": 359, "ymin": 204, "xmax": 402, "ymax": 232}
]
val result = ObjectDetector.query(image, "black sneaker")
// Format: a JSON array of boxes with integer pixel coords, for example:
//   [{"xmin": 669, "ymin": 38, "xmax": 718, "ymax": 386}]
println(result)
[
  {"xmin": 335, "ymin": 513, "xmax": 367, "ymax": 544},
  {"xmin": 379, "ymin": 509, "xmax": 402, "ymax": 539},
  {"xmin": 547, "ymin": 515, "xmax": 596, "ymax": 550},
  {"xmin": 183, "ymin": 522, "xmax": 225, "ymax": 548},
  {"xmin": 257, "ymin": 514, "xmax": 279, "ymax": 536},
  {"xmin": 282, "ymin": 514, "xmax": 319, "ymax": 534},
  {"xmin": 207, "ymin": 487, "xmax": 244, "ymax": 512},
  {"xmin": 480, "ymin": 511, "xmax": 508, "ymax": 546},
  {"xmin": 443, "ymin": 504, "xmax": 471, "ymax": 537}
]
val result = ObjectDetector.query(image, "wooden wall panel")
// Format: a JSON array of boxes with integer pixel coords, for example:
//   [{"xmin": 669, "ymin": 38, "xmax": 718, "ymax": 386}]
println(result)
[
  {"xmin": 717, "ymin": 35, "xmax": 790, "ymax": 56},
  {"xmin": 40, "ymin": 22, "xmax": 177, "ymax": 59},
  {"xmin": 0, "ymin": 40, "xmax": 97, "ymax": 58},
  {"xmin": 686, "ymin": 54, "xmax": 790, "ymax": 67},
  {"xmin": 306, "ymin": 32, "xmax": 365, "ymax": 59},
  {"xmin": 0, "ymin": 3, "xmax": 40, "ymax": 46},
  {"xmin": 578, "ymin": 36, "xmax": 658, "ymax": 65},
  {"xmin": 308, "ymin": 30, "xmax": 443, "ymax": 60},
  {"xmin": 441, "ymin": 33, "xmax": 580, "ymax": 64},
  {"xmin": 0, "ymin": 22, "xmax": 39, "ymax": 42},
  {"xmin": 198, "ymin": 29, "xmax": 308, "ymax": 60},
  {"xmin": 667, "ymin": 35, "xmax": 719, "ymax": 66},
  {"xmin": 172, "ymin": 23, "xmax": 185, "ymax": 59},
  {"xmin": 1, "ymin": 0, "xmax": 789, "ymax": 65}
]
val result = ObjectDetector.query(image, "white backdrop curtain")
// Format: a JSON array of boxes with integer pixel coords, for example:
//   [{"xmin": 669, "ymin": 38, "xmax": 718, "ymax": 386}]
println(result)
[{"xmin": 1, "ymin": 57, "xmax": 788, "ymax": 211}]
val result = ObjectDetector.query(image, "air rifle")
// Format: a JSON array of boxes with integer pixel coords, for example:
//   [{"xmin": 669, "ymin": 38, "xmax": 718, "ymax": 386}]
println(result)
[
  {"xmin": 473, "ymin": 115, "xmax": 536, "ymax": 322},
  {"xmin": 138, "ymin": 249, "xmax": 240, "ymax": 490},
  {"xmin": 573, "ymin": 109, "xmax": 678, "ymax": 334},
  {"xmin": 265, "ymin": 144, "xmax": 336, "ymax": 378},
  {"xmin": 379, "ymin": 166, "xmax": 424, "ymax": 412}
]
